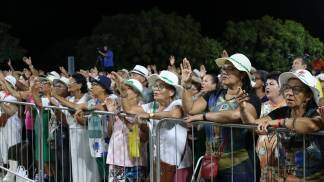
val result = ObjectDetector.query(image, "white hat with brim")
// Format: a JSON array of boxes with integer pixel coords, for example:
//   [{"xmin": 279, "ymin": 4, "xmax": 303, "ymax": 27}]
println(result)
[
  {"xmin": 5, "ymin": 75, "xmax": 16, "ymax": 88},
  {"xmin": 124, "ymin": 79, "xmax": 144, "ymax": 97},
  {"xmin": 129, "ymin": 65, "xmax": 149, "ymax": 80},
  {"xmin": 215, "ymin": 53, "xmax": 255, "ymax": 87},
  {"xmin": 148, "ymin": 70, "xmax": 183, "ymax": 99},
  {"xmin": 53, "ymin": 76, "xmax": 70, "ymax": 87},
  {"xmin": 279, "ymin": 69, "xmax": 321, "ymax": 105}
]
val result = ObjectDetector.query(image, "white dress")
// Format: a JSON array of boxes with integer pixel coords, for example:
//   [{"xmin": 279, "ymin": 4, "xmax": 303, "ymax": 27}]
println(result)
[
  {"xmin": 0, "ymin": 91, "xmax": 22, "ymax": 164},
  {"xmin": 62, "ymin": 93, "xmax": 100, "ymax": 182},
  {"xmin": 141, "ymin": 99, "xmax": 192, "ymax": 168}
]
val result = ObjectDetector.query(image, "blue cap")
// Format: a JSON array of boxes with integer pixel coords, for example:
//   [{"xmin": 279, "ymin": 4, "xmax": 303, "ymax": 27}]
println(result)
[{"xmin": 90, "ymin": 76, "xmax": 112, "ymax": 94}]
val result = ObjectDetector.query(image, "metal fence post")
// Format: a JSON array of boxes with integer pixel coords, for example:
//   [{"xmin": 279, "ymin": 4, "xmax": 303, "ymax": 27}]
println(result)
[{"xmin": 35, "ymin": 106, "xmax": 44, "ymax": 182}]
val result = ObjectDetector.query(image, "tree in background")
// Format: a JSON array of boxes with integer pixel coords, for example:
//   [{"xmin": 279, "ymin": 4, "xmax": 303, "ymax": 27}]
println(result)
[
  {"xmin": 222, "ymin": 16, "xmax": 324, "ymax": 71},
  {"xmin": 0, "ymin": 23, "xmax": 25, "ymax": 64},
  {"xmin": 76, "ymin": 8, "xmax": 223, "ymax": 70}
]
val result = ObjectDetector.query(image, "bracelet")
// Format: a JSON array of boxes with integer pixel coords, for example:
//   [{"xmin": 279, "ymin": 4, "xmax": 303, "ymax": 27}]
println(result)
[
  {"xmin": 282, "ymin": 118, "xmax": 287, "ymax": 128},
  {"xmin": 202, "ymin": 112, "xmax": 207, "ymax": 121},
  {"xmin": 292, "ymin": 117, "xmax": 297, "ymax": 130},
  {"xmin": 273, "ymin": 119, "xmax": 281, "ymax": 128}
]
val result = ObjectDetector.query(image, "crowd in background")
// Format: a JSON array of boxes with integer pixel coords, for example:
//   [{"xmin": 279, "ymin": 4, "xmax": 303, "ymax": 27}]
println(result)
[{"xmin": 0, "ymin": 50, "xmax": 323, "ymax": 182}]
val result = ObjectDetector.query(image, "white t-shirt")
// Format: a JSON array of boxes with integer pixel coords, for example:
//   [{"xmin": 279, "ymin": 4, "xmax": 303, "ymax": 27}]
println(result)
[{"xmin": 142, "ymin": 99, "xmax": 192, "ymax": 167}]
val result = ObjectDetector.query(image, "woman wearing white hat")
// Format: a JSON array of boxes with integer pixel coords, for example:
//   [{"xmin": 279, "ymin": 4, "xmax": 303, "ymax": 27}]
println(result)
[
  {"xmin": 119, "ymin": 70, "xmax": 192, "ymax": 181},
  {"xmin": 255, "ymin": 69, "xmax": 324, "ymax": 181},
  {"xmin": 183, "ymin": 53, "xmax": 261, "ymax": 181},
  {"xmin": 0, "ymin": 75, "xmax": 22, "ymax": 182}
]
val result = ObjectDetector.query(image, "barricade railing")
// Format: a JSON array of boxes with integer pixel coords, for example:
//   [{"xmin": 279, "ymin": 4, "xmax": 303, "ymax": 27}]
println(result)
[
  {"xmin": 0, "ymin": 99, "xmax": 154, "ymax": 182},
  {"xmin": 154, "ymin": 118, "xmax": 324, "ymax": 182}
]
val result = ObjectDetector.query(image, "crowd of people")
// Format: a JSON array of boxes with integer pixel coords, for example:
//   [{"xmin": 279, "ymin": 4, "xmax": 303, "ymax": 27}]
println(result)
[{"xmin": 0, "ymin": 51, "xmax": 323, "ymax": 182}]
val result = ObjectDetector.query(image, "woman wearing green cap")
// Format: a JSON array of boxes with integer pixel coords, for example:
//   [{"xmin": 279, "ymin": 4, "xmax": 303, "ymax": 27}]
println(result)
[{"xmin": 108, "ymin": 72, "xmax": 149, "ymax": 181}]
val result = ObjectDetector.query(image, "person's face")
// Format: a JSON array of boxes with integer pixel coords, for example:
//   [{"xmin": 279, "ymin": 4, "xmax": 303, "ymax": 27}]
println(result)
[
  {"xmin": 23, "ymin": 69, "xmax": 31, "ymax": 78},
  {"xmin": 130, "ymin": 73, "xmax": 146, "ymax": 84},
  {"xmin": 90, "ymin": 82, "xmax": 105, "ymax": 97},
  {"xmin": 282, "ymin": 78, "xmax": 311, "ymax": 108},
  {"xmin": 253, "ymin": 73, "xmax": 264, "ymax": 89},
  {"xmin": 190, "ymin": 84, "xmax": 199, "ymax": 95},
  {"xmin": 152, "ymin": 80, "xmax": 175, "ymax": 101},
  {"xmin": 265, "ymin": 79, "xmax": 280, "ymax": 99},
  {"xmin": 19, "ymin": 76, "xmax": 29, "ymax": 87},
  {"xmin": 53, "ymin": 82, "xmax": 68, "ymax": 97},
  {"xmin": 40, "ymin": 80, "xmax": 51, "ymax": 93},
  {"xmin": 68, "ymin": 77, "xmax": 81, "ymax": 92},
  {"xmin": 220, "ymin": 61, "xmax": 242, "ymax": 87},
  {"xmin": 125, "ymin": 85, "xmax": 140, "ymax": 99},
  {"xmin": 201, "ymin": 75, "xmax": 216, "ymax": 92},
  {"xmin": 292, "ymin": 58, "xmax": 306, "ymax": 71}
]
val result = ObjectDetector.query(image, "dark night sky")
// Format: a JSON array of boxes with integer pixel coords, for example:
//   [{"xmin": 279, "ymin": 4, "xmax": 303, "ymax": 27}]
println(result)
[{"xmin": 0, "ymin": 0, "xmax": 323, "ymax": 66}]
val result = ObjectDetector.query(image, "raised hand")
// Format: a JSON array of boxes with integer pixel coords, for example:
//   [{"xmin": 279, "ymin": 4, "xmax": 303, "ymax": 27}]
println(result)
[
  {"xmin": 169, "ymin": 55, "xmax": 175, "ymax": 66},
  {"xmin": 221, "ymin": 50, "xmax": 229, "ymax": 58},
  {"xmin": 235, "ymin": 88, "xmax": 249, "ymax": 109},
  {"xmin": 7, "ymin": 58, "xmax": 12, "ymax": 66},
  {"xmin": 180, "ymin": 58, "xmax": 192, "ymax": 84},
  {"xmin": 200, "ymin": 64, "xmax": 206, "ymax": 78}
]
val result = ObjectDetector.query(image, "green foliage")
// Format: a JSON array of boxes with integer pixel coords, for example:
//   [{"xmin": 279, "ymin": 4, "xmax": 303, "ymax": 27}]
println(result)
[
  {"xmin": 222, "ymin": 16, "xmax": 324, "ymax": 71},
  {"xmin": 76, "ymin": 8, "xmax": 222, "ymax": 70},
  {"xmin": 0, "ymin": 23, "xmax": 25, "ymax": 63}
]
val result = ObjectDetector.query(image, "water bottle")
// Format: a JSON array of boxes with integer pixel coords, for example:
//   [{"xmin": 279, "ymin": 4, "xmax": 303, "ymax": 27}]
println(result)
[{"xmin": 34, "ymin": 173, "xmax": 39, "ymax": 182}]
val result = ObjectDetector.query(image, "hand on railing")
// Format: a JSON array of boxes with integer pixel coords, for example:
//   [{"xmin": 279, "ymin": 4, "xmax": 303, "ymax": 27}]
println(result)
[
  {"xmin": 317, "ymin": 105, "xmax": 324, "ymax": 123},
  {"xmin": 104, "ymin": 97, "xmax": 118, "ymax": 112},
  {"xmin": 184, "ymin": 114, "xmax": 202, "ymax": 123}
]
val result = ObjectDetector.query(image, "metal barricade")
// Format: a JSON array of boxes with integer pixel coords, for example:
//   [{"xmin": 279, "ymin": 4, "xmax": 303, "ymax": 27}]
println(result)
[
  {"xmin": 0, "ymin": 99, "xmax": 154, "ymax": 182},
  {"xmin": 154, "ymin": 118, "xmax": 324, "ymax": 182}
]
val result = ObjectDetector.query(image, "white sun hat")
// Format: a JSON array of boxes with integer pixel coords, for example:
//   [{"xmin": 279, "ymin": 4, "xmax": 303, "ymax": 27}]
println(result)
[
  {"xmin": 215, "ymin": 53, "xmax": 255, "ymax": 86},
  {"xmin": 53, "ymin": 76, "xmax": 70, "ymax": 87},
  {"xmin": 279, "ymin": 69, "xmax": 321, "ymax": 105},
  {"xmin": 148, "ymin": 70, "xmax": 183, "ymax": 98},
  {"xmin": 47, "ymin": 71, "xmax": 61, "ymax": 82},
  {"xmin": 130, "ymin": 65, "xmax": 149, "ymax": 79},
  {"xmin": 5, "ymin": 75, "xmax": 16, "ymax": 88},
  {"xmin": 124, "ymin": 79, "xmax": 144, "ymax": 97}
]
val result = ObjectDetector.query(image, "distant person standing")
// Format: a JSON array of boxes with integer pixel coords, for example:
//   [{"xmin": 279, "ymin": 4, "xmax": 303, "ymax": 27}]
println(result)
[{"xmin": 97, "ymin": 46, "xmax": 114, "ymax": 72}]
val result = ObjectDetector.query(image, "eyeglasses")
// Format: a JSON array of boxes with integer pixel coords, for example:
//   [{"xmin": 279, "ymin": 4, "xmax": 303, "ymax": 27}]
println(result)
[
  {"xmin": 281, "ymin": 84, "xmax": 307, "ymax": 95},
  {"xmin": 40, "ymin": 81, "xmax": 50, "ymax": 85},
  {"xmin": 220, "ymin": 65, "xmax": 236, "ymax": 72},
  {"xmin": 152, "ymin": 83, "xmax": 167, "ymax": 90}
]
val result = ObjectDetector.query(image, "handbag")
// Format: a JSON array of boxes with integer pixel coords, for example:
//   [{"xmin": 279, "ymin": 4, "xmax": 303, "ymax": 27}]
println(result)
[
  {"xmin": 199, "ymin": 138, "xmax": 225, "ymax": 180},
  {"xmin": 200, "ymin": 154, "xmax": 219, "ymax": 180}
]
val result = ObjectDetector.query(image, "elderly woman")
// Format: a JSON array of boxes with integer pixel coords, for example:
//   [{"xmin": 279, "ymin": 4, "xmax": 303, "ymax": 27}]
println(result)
[
  {"xmin": 183, "ymin": 53, "xmax": 261, "ymax": 181},
  {"xmin": 121, "ymin": 70, "xmax": 192, "ymax": 181},
  {"xmin": 254, "ymin": 69, "xmax": 323, "ymax": 181},
  {"xmin": 52, "ymin": 73, "xmax": 100, "ymax": 182},
  {"xmin": 239, "ymin": 71, "xmax": 286, "ymax": 181},
  {"xmin": 0, "ymin": 75, "xmax": 22, "ymax": 181},
  {"xmin": 106, "ymin": 75, "xmax": 147, "ymax": 182}
]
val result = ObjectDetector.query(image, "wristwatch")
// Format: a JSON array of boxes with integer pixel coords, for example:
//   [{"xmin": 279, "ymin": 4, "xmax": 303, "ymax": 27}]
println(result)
[{"xmin": 149, "ymin": 113, "xmax": 154, "ymax": 119}]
